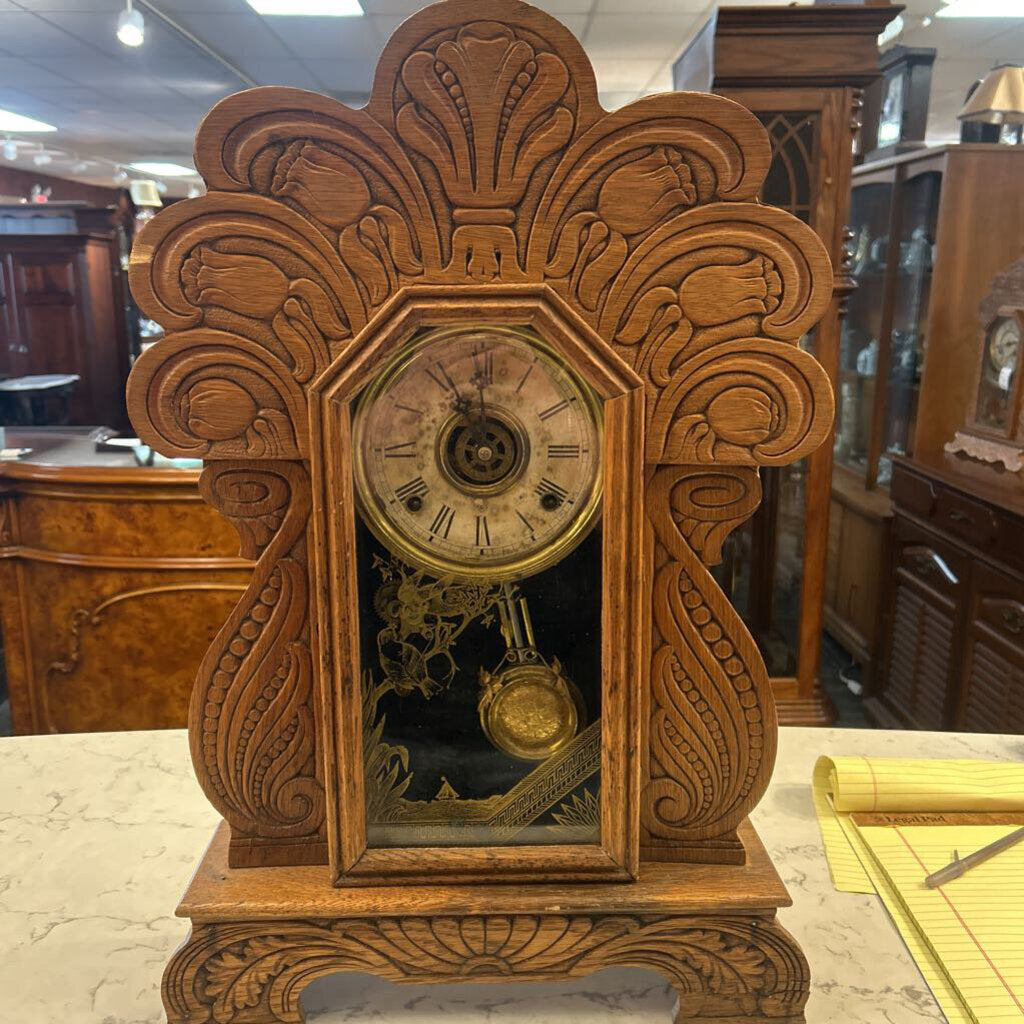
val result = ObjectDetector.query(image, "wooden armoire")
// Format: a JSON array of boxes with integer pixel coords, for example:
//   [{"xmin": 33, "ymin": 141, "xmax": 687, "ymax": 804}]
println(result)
[
  {"xmin": 125, "ymin": 2, "xmax": 833, "ymax": 1019},
  {"xmin": 0, "ymin": 203, "xmax": 134, "ymax": 428}
]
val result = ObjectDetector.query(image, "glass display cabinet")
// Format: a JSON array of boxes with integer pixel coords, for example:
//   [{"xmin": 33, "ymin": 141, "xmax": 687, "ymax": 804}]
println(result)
[
  {"xmin": 837, "ymin": 154, "xmax": 942, "ymax": 489},
  {"xmin": 700, "ymin": 3, "xmax": 897, "ymax": 723},
  {"xmin": 827, "ymin": 143, "xmax": 1024, "ymax": 689}
]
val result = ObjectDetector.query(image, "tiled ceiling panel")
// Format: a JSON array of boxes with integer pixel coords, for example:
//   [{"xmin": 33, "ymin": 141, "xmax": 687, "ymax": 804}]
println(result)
[{"xmin": 0, "ymin": 0, "xmax": 1019, "ymax": 197}]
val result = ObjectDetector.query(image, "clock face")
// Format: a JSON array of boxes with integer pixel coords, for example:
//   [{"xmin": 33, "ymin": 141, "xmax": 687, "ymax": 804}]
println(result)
[
  {"xmin": 988, "ymin": 316, "xmax": 1021, "ymax": 373},
  {"xmin": 352, "ymin": 326, "xmax": 602, "ymax": 581}
]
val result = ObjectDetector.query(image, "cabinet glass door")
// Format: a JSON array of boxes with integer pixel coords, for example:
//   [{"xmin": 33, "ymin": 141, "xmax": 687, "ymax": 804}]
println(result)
[
  {"xmin": 879, "ymin": 170, "xmax": 941, "ymax": 484},
  {"xmin": 835, "ymin": 179, "xmax": 894, "ymax": 476}
]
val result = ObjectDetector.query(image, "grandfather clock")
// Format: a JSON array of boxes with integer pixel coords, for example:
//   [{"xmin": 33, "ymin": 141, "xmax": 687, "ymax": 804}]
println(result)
[{"xmin": 126, "ymin": 2, "xmax": 833, "ymax": 1020}]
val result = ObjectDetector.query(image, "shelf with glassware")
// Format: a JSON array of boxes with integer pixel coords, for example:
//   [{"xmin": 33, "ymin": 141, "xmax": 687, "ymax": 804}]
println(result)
[{"xmin": 826, "ymin": 143, "xmax": 1024, "ymax": 690}]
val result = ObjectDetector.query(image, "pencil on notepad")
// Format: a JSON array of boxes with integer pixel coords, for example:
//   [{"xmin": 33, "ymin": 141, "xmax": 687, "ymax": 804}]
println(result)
[{"xmin": 923, "ymin": 825, "xmax": 1024, "ymax": 888}]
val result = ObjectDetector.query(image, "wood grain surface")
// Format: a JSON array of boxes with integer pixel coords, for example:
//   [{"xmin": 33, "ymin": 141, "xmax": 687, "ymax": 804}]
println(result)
[
  {"xmin": 122, "ymin": 1, "xmax": 833, "ymax": 1018},
  {"xmin": 126, "ymin": 0, "xmax": 833, "ymax": 874}
]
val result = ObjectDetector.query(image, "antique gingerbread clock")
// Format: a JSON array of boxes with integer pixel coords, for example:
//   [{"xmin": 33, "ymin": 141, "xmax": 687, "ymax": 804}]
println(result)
[
  {"xmin": 946, "ymin": 256, "xmax": 1024, "ymax": 473},
  {"xmin": 126, "ymin": 1, "xmax": 833, "ymax": 1019}
]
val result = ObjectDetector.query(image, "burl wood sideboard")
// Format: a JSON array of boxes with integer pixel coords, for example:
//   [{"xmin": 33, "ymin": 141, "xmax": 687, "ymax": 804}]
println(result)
[{"xmin": 0, "ymin": 430, "xmax": 251, "ymax": 734}]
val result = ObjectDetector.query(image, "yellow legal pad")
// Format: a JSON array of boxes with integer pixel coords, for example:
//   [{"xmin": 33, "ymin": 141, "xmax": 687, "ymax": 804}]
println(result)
[
  {"xmin": 813, "ymin": 757, "xmax": 1024, "ymax": 893},
  {"xmin": 857, "ymin": 823, "xmax": 1024, "ymax": 1024},
  {"xmin": 812, "ymin": 757, "xmax": 1024, "ymax": 1024}
]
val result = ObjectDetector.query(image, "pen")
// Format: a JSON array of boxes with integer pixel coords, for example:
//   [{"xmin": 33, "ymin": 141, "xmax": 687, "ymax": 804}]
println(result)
[{"xmin": 924, "ymin": 825, "xmax": 1024, "ymax": 888}]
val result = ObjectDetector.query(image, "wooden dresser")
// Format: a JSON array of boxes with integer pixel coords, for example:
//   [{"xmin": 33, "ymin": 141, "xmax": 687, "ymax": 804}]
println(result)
[
  {"xmin": 869, "ymin": 454, "xmax": 1024, "ymax": 732},
  {"xmin": 0, "ymin": 429, "xmax": 251, "ymax": 734}
]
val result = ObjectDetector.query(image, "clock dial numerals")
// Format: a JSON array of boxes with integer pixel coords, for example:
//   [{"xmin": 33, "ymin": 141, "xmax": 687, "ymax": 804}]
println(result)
[
  {"xmin": 475, "ymin": 514, "xmax": 491, "ymax": 548},
  {"xmin": 352, "ymin": 326, "xmax": 602, "ymax": 581},
  {"xmin": 383, "ymin": 440, "xmax": 417, "ymax": 458},
  {"xmin": 429, "ymin": 503, "xmax": 456, "ymax": 540},
  {"xmin": 394, "ymin": 476, "xmax": 428, "ymax": 502},
  {"xmin": 548, "ymin": 443, "xmax": 581, "ymax": 459},
  {"xmin": 538, "ymin": 397, "xmax": 574, "ymax": 421}
]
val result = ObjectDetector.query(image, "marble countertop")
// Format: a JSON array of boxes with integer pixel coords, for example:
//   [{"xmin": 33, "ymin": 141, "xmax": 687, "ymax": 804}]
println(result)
[{"xmin": 1, "ymin": 725, "xmax": 1020, "ymax": 1024}]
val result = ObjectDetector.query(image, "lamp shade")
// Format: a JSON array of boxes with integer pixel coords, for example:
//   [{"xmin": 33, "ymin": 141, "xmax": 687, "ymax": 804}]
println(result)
[{"xmin": 958, "ymin": 63, "xmax": 1024, "ymax": 125}]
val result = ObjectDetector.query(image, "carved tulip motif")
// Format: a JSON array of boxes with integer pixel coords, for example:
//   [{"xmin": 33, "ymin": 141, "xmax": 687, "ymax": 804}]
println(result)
[
  {"xmin": 184, "ymin": 378, "xmax": 258, "ymax": 441},
  {"xmin": 678, "ymin": 256, "xmax": 782, "ymax": 327},
  {"xmin": 182, "ymin": 247, "xmax": 289, "ymax": 319},
  {"xmin": 597, "ymin": 147, "xmax": 696, "ymax": 236},
  {"xmin": 272, "ymin": 141, "xmax": 371, "ymax": 229}
]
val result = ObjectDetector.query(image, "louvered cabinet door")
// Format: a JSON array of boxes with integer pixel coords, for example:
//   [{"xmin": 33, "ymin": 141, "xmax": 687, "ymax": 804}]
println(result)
[
  {"xmin": 960, "ymin": 563, "xmax": 1024, "ymax": 733},
  {"xmin": 879, "ymin": 518, "xmax": 966, "ymax": 729}
]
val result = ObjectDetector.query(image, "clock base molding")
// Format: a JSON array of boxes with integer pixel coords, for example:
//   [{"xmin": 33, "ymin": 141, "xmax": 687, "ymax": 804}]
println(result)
[
  {"xmin": 164, "ymin": 821, "xmax": 809, "ymax": 1024},
  {"xmin": 945, "ymin": 432, "xmax": 1024, "ymax": 474}
]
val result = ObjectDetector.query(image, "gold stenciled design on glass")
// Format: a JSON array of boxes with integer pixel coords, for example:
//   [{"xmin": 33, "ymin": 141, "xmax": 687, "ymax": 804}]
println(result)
[
  {"xmin": 361, "ymin": 559, "xmax": 599, "ymax": 845},
  {"xmin": 352, "ymin": 325, "xmax": 603, "ymax": 582},
  {"xmin": 372, "ymin": 555, "xmax": 502, "ymax": 697}
]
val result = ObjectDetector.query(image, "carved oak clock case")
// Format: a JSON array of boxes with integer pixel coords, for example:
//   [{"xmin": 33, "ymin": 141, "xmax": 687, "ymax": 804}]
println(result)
[{"xmin": 125, "ymin": 1, "xmax": 834, "ymax": 1019}]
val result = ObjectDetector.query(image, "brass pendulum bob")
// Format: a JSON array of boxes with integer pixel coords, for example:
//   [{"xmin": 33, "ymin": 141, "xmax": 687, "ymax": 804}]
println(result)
[{"xmin": 478, "ymin": 583, "xmax": 583, "ymax": 761}]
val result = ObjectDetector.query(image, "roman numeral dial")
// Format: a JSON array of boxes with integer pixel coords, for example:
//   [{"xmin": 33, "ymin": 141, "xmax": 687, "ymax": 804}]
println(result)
[{"xmin": 352, "ymin": 326, "xmax": 603, "ymax": 582}]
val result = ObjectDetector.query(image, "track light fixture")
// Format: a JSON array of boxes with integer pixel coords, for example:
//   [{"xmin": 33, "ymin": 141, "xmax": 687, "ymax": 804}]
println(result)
[
  {"xmin": 33, "ymin": 150, "xmax": 52, "ymax": 166},
  {"xmin": 2, "ymin": 138, "xmax": 16, "ymax": 161},
  {"xmin": 117, "ymin": 0, "xmax": 145, "ymax": 47}
]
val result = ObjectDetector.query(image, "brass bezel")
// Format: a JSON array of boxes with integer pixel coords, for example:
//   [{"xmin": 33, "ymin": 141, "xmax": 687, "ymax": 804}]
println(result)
[{"xmin": 351, "ymin": 324, "xmax": 604, "ymax": 582}]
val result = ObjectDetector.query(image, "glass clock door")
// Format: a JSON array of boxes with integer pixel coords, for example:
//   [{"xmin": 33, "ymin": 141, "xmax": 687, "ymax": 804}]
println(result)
[{"xmin": 351, "ymin": 326, "xmax": 604, "ymax": 848}]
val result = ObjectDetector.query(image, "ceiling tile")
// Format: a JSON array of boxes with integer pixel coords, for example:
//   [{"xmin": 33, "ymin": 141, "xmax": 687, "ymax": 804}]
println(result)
[
  {"xmin": 0, "ymin": 11, "xmax": 97, "ymax": 57},
  {"xmin": 584, "ymin": 13, "xmax": 699, "ymax": 60},
  {"xmin": 154, "ymin": 0, "xmax": 252, "ymax": 11},
  {"xmin": 263, "ymin": 16, "xmax": 383, "ymax": 60},
  {"xmin": 527, "ymin": 0, "xmax": 597, "ymax": 14},
  {"xmin": 236, "ymin": 57, "xmax": 322, "ymax": 89},
  {"xmin": 299, "ymin": 56, "xmax": 375, "ymax": 91},
  {"xmin": 589, "ymin": 56, "xmax": 663, "ymax": 92},
  {"xmin": 0, "ymin": 56, "xmax": 77, "ymax": 85},
  {"xmin": 13, "ymin": 0, "xmax": 124, "ymax": 10},
  {"xmin": 167, "ymin": 11, "xmax": 292, "ymax": 60}
]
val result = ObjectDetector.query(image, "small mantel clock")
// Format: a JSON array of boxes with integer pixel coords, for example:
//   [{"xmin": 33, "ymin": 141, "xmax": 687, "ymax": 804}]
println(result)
[
  {"xmin": 947, "ymin": 256, "xmax": 1024, "ymax": 473},
  {"xmin": 126, "ymin": 1, "xmax": 834, "ymax": 1019}
]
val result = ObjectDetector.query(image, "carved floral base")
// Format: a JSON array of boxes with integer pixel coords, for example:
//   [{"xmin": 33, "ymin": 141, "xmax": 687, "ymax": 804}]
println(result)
[
  {"xmin": 163, "ymin": 825, "xmax": 808, "ymax": 1024},
  {"xmin": 165, "ymin": 912, "xmax": 808, "ymax": 1024}
]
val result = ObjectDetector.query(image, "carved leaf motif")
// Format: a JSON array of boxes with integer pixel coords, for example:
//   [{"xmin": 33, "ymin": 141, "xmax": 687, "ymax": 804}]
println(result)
[
  {"xmin": 653, "ymin": 466, "xmax": 761, "ymax": 566},
  {"xmin": 191, "ymin": 462, "xmax": 324, "ymax": 840},
  {"xmin": 643, "ymin": 466, "xmax": 776, "ymax": 840},
  {"xmin": 397, "ymin": 22, "xmax": 573, "ymax": 210},
  {"xmin": 168, "ymin": 914, "xmax": 807, "ymax": 1023},
  {"xmin": 126, "ymin": 331, "xmax": 306, "ymax": 460}
]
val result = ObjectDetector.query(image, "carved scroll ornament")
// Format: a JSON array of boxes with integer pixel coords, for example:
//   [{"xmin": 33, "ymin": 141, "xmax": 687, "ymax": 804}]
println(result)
[
  {"xmin": 164, "ymin": 912, "xmax": 809, "ymax": 1024},
  {"xmin": 126, "ymin": 0, "xmax": 833, "ymax": 855}
]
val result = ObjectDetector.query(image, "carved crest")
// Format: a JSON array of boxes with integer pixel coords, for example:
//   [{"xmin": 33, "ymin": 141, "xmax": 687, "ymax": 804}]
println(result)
[{"xmin": 127, "ymin": 0, "xmax": 833, "ymax": 863}]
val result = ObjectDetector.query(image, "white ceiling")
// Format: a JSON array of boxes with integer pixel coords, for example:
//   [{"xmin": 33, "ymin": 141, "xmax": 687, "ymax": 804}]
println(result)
[
  {"xmin": 893, "ymin": 0, "xmax": 1024, "ymax": 146},
  {"xmin": 0, "ymin": 0, "xmax": 1020, "ymax": 198}
]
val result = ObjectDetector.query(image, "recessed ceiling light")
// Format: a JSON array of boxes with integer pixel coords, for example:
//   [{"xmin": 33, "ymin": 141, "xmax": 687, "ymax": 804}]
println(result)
[
  {"xmin": 0, "ymin": 109, "xmax": 56, "ymax": 133},
  {"xmin": 937, "ymin": 0, "xmax": 1020, "ymax": 15},
  {"xmin": 129, "ymin": 161, "xmax": 196, "ymax": 176},
  {"xmin": 246, "ymin": 0, "xmax": 363, "ymax": 15}
]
